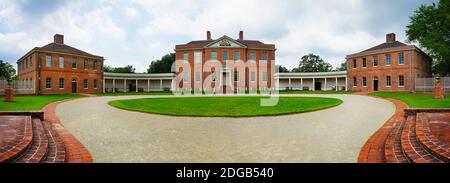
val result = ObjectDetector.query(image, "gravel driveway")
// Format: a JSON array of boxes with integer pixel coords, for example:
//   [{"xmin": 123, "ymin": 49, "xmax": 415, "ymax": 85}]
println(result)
[{"xmin": 56, "ymin": 94, "xmax": 394, "ymax": 163}]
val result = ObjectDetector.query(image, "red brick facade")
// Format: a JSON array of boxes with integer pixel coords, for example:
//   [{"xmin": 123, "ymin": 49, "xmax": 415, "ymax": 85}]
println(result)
[
  {"xmin": 17, "ymin": 34, "xmax": 104, "ymax": 95},
  {"xmin": 346, "ymin": 33, "xmax": 432, "ymax": 92},
  {"xmin": 174, "ymin": 31, "xmax": 276, "ymax": 93}
]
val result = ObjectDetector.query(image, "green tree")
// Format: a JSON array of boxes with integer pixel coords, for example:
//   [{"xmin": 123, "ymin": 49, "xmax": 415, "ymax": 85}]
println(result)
[
  {"xmin": 406, "ymin": 0, "xmax": 450, "ymax": 76},
  {"xmin": 147, "ymin": 53, "xmax": 176, "ymax": 73},
  {"xmin": 103, "ymin": 65, "xmax": 136, "ymax": 73},
  {"xmin": 277, "ymin": 65, "xmax": 290, "ymax": 73},
  {"xmin": 291, "ymin": 53, "xmax": 332, "ymax": 72},
  {"xmin": 335, "ymin": 62, "xmax": 347, "ymax": 71},
  {"xmin": 0, "ymin": 60, "xmax": 16, "ymax": 80}
]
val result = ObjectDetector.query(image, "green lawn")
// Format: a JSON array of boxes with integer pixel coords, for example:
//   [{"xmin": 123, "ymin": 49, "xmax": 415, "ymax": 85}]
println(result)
[
  {"xmin": 95, "ymin": 90, "xmax": 174, "ymax": 96},
  {"xmin": 0, "ymin": 94, "xmax": 82, "ymax": 111},
  {"xmin": 371, "ymin": 92, "xmax": 450, "ymax": 108},
  {"xmin": 109, "ymin": 96, "xmax": 343, "ymax": 117},
  {"xmin": 278, "ymin": 90, "xmax": 352, "ymax": 94}
]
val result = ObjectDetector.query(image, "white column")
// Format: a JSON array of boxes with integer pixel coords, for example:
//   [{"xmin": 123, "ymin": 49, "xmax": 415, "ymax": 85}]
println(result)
[
  {"xmin": 135, "ymin": 79, "xmax": 138, "ymax": 92},
  {"xmin": 147, "ymin": 79, "xmax": 150, "ymax": 92},
  {"xmin": 345, "ymin": 77, "xmax": 348, "ymax": 91},
  {"xmin": 335, "ymin": 77, "xmax": 338, "ymax": 91},
  {"xmin": 312, "ymin": 78, "xmax": 315, "ymax": 91},
  {"xmin": 160, "ymin": 79, "xmax": 163, "ymax": 90},
  {"xmin": 103, "ymin": 79, "xmax": 106, "ymax": 93},
  {"xmin": 324, "ymin": 78, "xmax": 327, "ymax": 91},
  {"xmin": 123, "ymin": 80, "xmax": 126, "ymax": 93},
  {"xmin": 112, "ymin": 79, "xmax": 115, "ymax": 93},
  {"xmin": 300, "ymin": 78, "xmax": 303, "ymax": 90},
  {"xmin": 288, "ymin": 78, "xmax": 291, "ymax": 90}
]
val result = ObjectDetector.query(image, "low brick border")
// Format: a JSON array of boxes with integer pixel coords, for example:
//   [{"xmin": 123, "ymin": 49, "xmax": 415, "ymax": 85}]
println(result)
[
  {"xmin": 0, "ymin": 116, "xmax": 33, "ymax": 163},
  {"xmin": 415, "ymin": 113, "xmax": 450, "ymax": 162},
  {"xmin": 42, "ymin": 99, "xmax": 93, "ymax": 163},
  {"xmin": 357, "ymin": 96, "xmax": 409, "ymax": 163}
]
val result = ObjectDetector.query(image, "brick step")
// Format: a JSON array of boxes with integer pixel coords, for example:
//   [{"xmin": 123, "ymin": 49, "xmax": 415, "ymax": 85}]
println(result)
[
  {"xmin": 12, "ymin": 119, "xmax": 48, "ymax": 163},
  {"xmin": 401, "ymin": 116, "xmax": 443, "ymax": 163},
  {"xmin": 0, "ymin": 116, "xmax": 33, "ymax": 162},
  {"xmin": 384, "ymin": 118, "xmax": 409, "ymax": 163},
  {"xmin": 41, "ymin": 121, "xmax": 66, "ymax": 163},
  {"xmin": 415, "ymin": 113, "xmax": 450, "ymax": 162}
]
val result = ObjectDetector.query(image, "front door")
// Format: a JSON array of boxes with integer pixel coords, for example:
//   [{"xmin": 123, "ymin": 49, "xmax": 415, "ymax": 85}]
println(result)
[
  {"xmin": 222, "ymin": 72, "xmax": 227, "ymax": 93},
  {"xmin": 373, "ymin": 79, "xmax": 379, "ymax": 91},
  {"xmin": 72, "ymin": 80, "xmax": 77, "ymax": 93}
]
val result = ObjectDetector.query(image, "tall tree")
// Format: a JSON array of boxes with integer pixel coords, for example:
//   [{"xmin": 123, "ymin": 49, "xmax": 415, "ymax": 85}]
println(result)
[
  {"xmin": 335, "ymin": 62, "xmax": 347, "ymax": 71},
  {"xmin": 0, "ymin": 60, "xmax": 16, "ymax": 80},
  {"xmin": 103, "ymin": 65, "xmax": 136, "ymax": 73},
  {"xmin": 291, "ymin": 53, "xmax": 332, "ymax": 72},
  {"xmin": 406, "ymin": 0, "xmax": 450, "ymax": 76},
  {"xmin": 147, "ymin": 53, "xmax": 176, "ymax": 73},
  {"xmin": 277, "ymin": 65, "xmax": 290, "ymax": 73}
]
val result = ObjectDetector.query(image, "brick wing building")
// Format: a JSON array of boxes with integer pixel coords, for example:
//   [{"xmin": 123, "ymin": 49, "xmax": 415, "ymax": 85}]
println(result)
[
  {"xmin": 346, "ymin": 33, "xmax": 432, "ymax": 92},
  {"xmin": 174, "ymin": 31, "xmax": 276, "ymax": 93},
  {"xmin": 17, "ymin": 34, "xmax": 104, "ymax": 95}
]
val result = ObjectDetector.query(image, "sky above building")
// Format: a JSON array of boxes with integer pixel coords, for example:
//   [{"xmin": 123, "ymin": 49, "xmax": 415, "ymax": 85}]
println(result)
[{"xmin": 0, "ymin": 0, "xmax": 437, "ymax": 73}]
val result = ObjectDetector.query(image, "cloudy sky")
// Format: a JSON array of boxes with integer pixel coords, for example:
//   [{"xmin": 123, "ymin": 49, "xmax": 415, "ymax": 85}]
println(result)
[{"xmin": 0, "ymin": 0, "xmax": 437, "ymax": 73}]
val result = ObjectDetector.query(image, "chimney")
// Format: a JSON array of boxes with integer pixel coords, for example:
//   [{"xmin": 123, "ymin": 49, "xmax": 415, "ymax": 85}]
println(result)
[
  {"xmin": 206, "ymin": 31, "xmax": 212, "ymax": 41},
  {"xmin": 386, "ymin": 33, "xmax": 396, "ymax": 43},
  {"xmin": 239, "ymin": 31, "xmax": 244, "ymax": 41},
  {"xmin": 54, "ymin": 34, "xmax": 64, "ymax": 44}
]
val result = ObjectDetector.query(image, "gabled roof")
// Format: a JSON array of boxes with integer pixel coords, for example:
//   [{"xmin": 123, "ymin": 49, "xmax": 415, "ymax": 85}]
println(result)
[
  {"xmin": 360, "ymin": 41, "xmax": 408, "ymax": 53},
  {"xmin": 39, "ymin": 43, "xmax": 103, "ymax": 58},
  {"xmin": 175, "ymin": 35, "xmax": 275, "ymax": 50},
  {"xmin": 203, "ymin": 35, "xmax": 248, "ymax": 48}
]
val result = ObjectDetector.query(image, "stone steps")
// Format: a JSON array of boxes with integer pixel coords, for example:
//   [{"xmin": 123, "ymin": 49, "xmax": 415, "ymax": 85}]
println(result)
[
  {"xmin": 12, "ymin": 119, "xmax": 48, "ymax": 163},
  {"xmin": 41, "ymin": 121, "xmax": 66, "ymax": 163},
  {"xmin": 384, "ymin": 118, "xmax": 409, "ymax": 163},
  {"xmin": 0, "ymin": 116, "xmax": 33, "ymax": 162}
]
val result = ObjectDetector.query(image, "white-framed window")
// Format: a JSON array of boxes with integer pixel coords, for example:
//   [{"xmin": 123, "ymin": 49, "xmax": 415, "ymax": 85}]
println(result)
[
  {"xmin": 362, "ymin": 77, "xmax": 367, "ymax": 87},
  {"xmin": 195, "ymin": 72, "xmax": 201, "ymax": 82},
  {"xmin": 183, "ymin": 72, "xmax": 189, "ymax": 82},
  {"xmin": 362, "ymin": 58, "xmax": 366, "ymax": 68},
  {"xmin": 386, "ymin": 76, "xmax": 392, "ymax": 87},
  {"xmin": 353, "ymin": 77, "xmax": 357, "ymax": 87},
  {"xmin": 262, "ymin": 72, "xmax": 268, "ymax": 81},
  {"xmin": 46, "ymin": 78, "xmax": 52, "ymax": 89},
  {"xmin": 211, "ymin": 51, "xmax": 217, "ymax": 61},
  {"xmin": 93, "ymin": 60, "xmax": 98, "ymax": 70},
  {"xmin": 94, "ymin": 79, "xmax": 98, "ymax": 89},
  {"xmin": 194, "ymin": 52, "xmax": 202, "ymax": 63},
  {"xmin": 233, "ymin": 51, "xmax": 240, "ymax": 61},
  {"xmin": 46, "ymin": 55, "xmax": 52, "ymax": 67},
  {"xmin": 261, "ymin": 53, "xmax": 267, "ymax": 63},
  {"xmin": 399, "ymin": 75, "xmax": 404, "ymax": 87},
  {"xmin": 183, "ymin": 53, "xmax": 189, "ymax": 63},
  {"xmin": 83, "ymin": 79, "xmax": 88, "ymax": 89},
  {"xmin": 72, "ymin": 57, "xmax": 77, "ymax": 69},
  {"xmin": 373, "ymin": 56, "xmax": 378, "ymax": 67},
  {"xmin": 251, "ymin": 72, "xmax": 256, "ymax": 82},
  {"xmin": 84, "ymin": 59, "xmax": 88, "ymax": 70},
  {"xmin": 59, "ymin": 56, "xmax": 64, "ymax": 68},
  {"xmin": 59, "ymin": 78, "xmax": 64, "ymax": 89},
  {"xmin": 222, "ymin": 51, "xmax": 228, "ymax": 61},
  {"xmin": 234, "ymin": 71, "xmax": 239, "ymax": 82},
  {"xmin": 353, "ymin": 59, "xmax": 357, "ymax": 68},
  {"xmin": 386, "ymin": 54, "xmax": 391, "ymax": 66},
  {"xmin": 250, "ymin": 52, "xmax": 256, "ymax": 62},
  {"xmin": 398, "ymin": 53, "xmax": 404, "ymax": 65}
]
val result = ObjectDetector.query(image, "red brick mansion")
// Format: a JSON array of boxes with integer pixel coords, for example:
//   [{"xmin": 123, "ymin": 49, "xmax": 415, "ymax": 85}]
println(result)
[{"xmin": 174, "ymin": 31, "xmax": 276, "ymax": 93}]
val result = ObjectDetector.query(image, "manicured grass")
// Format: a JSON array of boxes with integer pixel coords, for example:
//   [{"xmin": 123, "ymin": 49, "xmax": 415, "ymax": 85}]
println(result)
[
  {"xmin": 109, "ymin": 96, "xmax": 343, "ymax": 117},
  {"xmin": 95, "ymin": 90, "xmax": 174, "ymax": 96},
  {"xmin": 278, "ymin": 90, "xmax": 353, "ymax": 94},
  {"xmin": 0, "ymin": 94, "xmax": 82, "ymax": 111},
  {"xmin": 371, "ymin": 92, "xmax": 450, "ymax": 108}
]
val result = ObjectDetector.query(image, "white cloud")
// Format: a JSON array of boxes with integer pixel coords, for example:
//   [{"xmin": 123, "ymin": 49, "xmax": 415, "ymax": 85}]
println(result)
[{"xmin": 125, "ymin": 7, "xmax": 139, "ymax": 20}]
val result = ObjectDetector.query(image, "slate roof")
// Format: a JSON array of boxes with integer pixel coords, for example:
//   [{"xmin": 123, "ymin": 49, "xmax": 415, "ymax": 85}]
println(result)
[
  {"xmin": 175, "ymin": 37, "xmax": 275, "ymax": 50},
  {"xmin": 39, "ymin": 43, "xmax": 103, "ymax": 58},
  {"xmin": 360, "ymin": 41, "xmax": 408, "ymax": 53}
]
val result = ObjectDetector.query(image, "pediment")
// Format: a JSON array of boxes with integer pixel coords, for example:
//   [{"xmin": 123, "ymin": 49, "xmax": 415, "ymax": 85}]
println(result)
[{"xmin": 204, "ymin": 36, "xmax": 247, "ymax": 48}]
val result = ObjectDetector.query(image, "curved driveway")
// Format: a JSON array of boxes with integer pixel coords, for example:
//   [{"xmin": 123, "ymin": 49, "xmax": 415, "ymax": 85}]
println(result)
[{"xmin": 56, "ymin": 94, "xmax": 394, "ymax": 163}]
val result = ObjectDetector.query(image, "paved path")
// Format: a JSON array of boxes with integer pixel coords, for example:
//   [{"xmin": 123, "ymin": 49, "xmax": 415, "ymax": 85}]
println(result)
[{"xmin": 55, "ymin": 94, "xmax": 395, "ymax": 163}]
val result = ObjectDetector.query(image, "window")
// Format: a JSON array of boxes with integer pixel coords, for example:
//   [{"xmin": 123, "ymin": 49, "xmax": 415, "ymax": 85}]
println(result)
[
  {"xmin": 223, "ymin": 51, "xmax": 228, "ymax": 61},
  {"xmin": 373, "ymin": 56, "xmax": 378, "ymax": 67},
  {"xmin": 362, "ymin": 77, "xmax": 367, "ymax": 87},
  {"xmin": 234, "ymin": 71, "xmax": 239, "ymax": 81},
  {"xmin": 386, "ymin": 54, "xmax": 391, "ymax": 65},
  {"xmin": 362, "ymin": 58, "xmax": 367, "ymax": 68},
  {"xmin": 183, "ymin": 53, "xmax": 189, "ymax": 63},
  {"xmin": 399, "ymin": 75, "xmax": 405, "ymax": 87},
  {"xmin": 211, "ymin": 51, "xmax": 217, "ymax": 61},
  {"xmin": 262, "ymin": 72, "xmax": 268, "ymax": 81},
  {"xmin": 93, "ymin": 60, "xmax": 98, "ymax": 70},
  {"xmin": 183, "ymin": 72, "xmax": 189, "ymax": 82},
  {"xmin": 195, "ymin": 72, "xmax": 200, "ymax": 82},
  {"xmin": 234, "ymin": 51, "xmax": 240, "ymax": 61},
  {"xmin": 29, "ymin": 56, "xmax": 33, "ymax": 67},
  {"xmin": 46, "ymin": 55, "xmax": 52, "ymax": 67},
  {"xmin": 353, "ymin": 59, "xmax": 357, "ymax": 68},
  {"xmin": 261, "ymin": 53, "xmax": 267, "ymax": 60},
  {"xmin": 353, "ymin": 77, "xmax": 357, "ymax": 86},
  {"xmin": 72, "ymin": 57, "xmax": 77, "ymax": 69},
  {"xmin": 386, "ymin": 76, "xmax": 391, "ymax": 87},
  {"xmin": 250, "ymin": 52, "xmax": 256, "ymax": 61},
  {"xmin": 83, "ymin": 59, "xmax": 88, "ymax": 70},
  {"xmin": 46, "ymin": 78, "xmax": 52, "ymax": 89},
  {"xmin": 59, "ymin": 56, "xmax": 64, "ymax": 68},
  {"xmin": 59, "ymin": 78, "xmax": 64, "ymax": 89},
  {"xmin": 194, "ymin": 52, "xmax": 202, "ymax": 63},
  {"xmin": 398, "ymin": 53, "xmax": 404, "ymax": 65},
  {"xmin": 251, "ymin": 72, "xmax": 256, "ymax": 82},
  {"xmin": 83, "ymin": 79, "xmax": 88, "ymax": 89},
  {"xmin": 94, "ymin": 80, "xmax": 98, "ymax": 89},
  {"xmin": 212, "ymin": 72, "xmax": 216, "ymax": 82}
]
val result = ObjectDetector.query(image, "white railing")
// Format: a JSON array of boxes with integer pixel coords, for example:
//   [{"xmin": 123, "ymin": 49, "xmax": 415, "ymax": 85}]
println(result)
[
  {"xmin": 415, "ymin": 77, "xmax": 450, "ymax": 92},
  {"xmin": 0, "ymin": 79, "xmax": 35, "ymax": 95}
]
